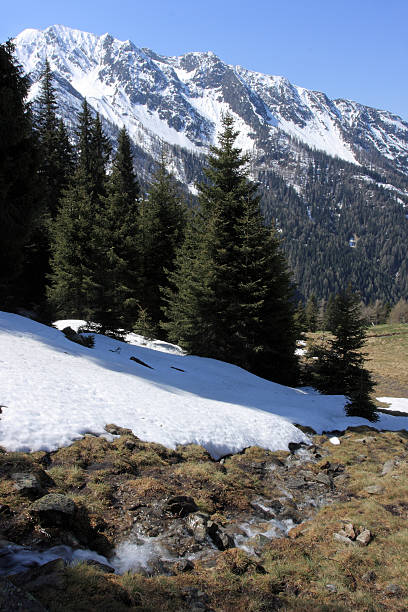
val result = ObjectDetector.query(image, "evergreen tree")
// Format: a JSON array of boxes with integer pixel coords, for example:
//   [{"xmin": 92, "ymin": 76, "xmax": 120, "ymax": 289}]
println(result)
[
  {"xmin": 47, "ymin": 172, "xmax": 97, "ymax": 319},
  {"xmin": 92, "ymin": 127, "xmax": 142, "ymax": 333},
  {"xmin": 140, "ymin": 151, "xmax": 186, "ymax": 329},
  {"xmin": 90, "ymin": 113, "xmax": 111, "ymax": 200},
  {"xmin": 309, "ymin": 287, "xmax": 378, "ymax": 421},
  {"xmin": 164, "ymin": 114, "xmax": 298, "ymax": 384},
  {"xmin": 48, "ymin": 104, "xmax": 110, "ymax": 320},
  {"xmin": 35, "ymin": 61, "xmax": 74, "ymax": 218},
  {"xmin": 305, "ymin": 294, "xmax": 319, "ymax": 332},
  {"xmin": 20, "ymin": 61, "xmax": 74, "ymax": 310},
  {"xmin": 0, "ymin": 41, "xmax": 42, "ymax": 307}
]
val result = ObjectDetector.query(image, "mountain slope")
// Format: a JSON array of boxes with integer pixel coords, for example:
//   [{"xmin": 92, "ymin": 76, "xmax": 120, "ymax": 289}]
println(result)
[
  {"xmin": 2, "ymin": 312, "xmax": 408, "ymax": 459},
  {"xmin": 12, "ymin": 25, "xmax": 408, "ymax": 303}
]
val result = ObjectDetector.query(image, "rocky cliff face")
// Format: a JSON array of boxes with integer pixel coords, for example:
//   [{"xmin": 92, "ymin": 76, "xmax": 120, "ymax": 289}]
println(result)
[{"xmin": 14, "ymin": 25, "xmax": 408, "ymax": 180}]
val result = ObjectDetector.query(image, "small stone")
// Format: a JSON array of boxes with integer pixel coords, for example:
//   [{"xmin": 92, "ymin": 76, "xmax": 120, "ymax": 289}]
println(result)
[
  {"xmin": 325, "ymin": 584, "xmax": 337, "ymax": 593},
  {"xmin": 356, "ymin": 529, "xmax": 372, "ymax": 546},
  {"xmin": 333, "ymin": 532, "xmax": 355, "ymax": 545},
  {"xmin": 384, "ymin": 583, "xmax": 402, "ymax": 596},
  {"xmin": 186, "ymin": 512, "xmax": 209, "ymax": 541},
  {"xmin": 365, "ymin": 485, "xmax": 384, "ymax": 495},
  {"xmin": 362, "ymin": 570, "xmax": 376, "ymax": 583},
  {"xmin": 165, "ymin": 495, "xmax": 198, "ymax": 517},
  {"xmin": 381, "ymin": 459, "xmax": 396, "ymax": 476},
  {"xmin": 329, "ymin": 437, "xmax": 341, "ymax": 445},
  {"xmin": 11, "ymin": 472, "xmax": 45, "ymax": 497},
  {"xmin": 342, "ymin": 523, "xmax": 356, "ymax": 540},
  {"xmin": 175, "ymin": 559, "xmax": 194, "ymax": 573},
  {"xmin": 315, "ymin": 473, "xmax": 332, "ymax": 487}
]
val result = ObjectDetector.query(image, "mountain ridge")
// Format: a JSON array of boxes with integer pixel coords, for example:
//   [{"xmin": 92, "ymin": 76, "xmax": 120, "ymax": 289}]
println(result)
[{"xmin": 12, "ymin": 25, "xmax": 408, "ymax": 304}]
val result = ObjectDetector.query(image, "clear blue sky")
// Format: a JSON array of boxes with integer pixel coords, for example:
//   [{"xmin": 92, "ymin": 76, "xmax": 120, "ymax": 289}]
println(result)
[{"xmin": 3, "ymin": 0, "xmax": 408, "ymax": 120}]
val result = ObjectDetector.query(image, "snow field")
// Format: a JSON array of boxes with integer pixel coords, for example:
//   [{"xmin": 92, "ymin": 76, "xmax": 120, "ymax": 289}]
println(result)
[{"xmin": 1, "ymin": 312, "xmax": 407, "ymax": 459}]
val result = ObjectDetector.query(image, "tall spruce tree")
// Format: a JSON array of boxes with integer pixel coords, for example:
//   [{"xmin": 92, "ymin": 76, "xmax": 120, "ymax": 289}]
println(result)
[
  {"xmin": 309, "ymin": 286, "xmax": 378, "ymax": 421},
  {"xmin": 20, "ymin": 61, "xmax": 74, "ymax": 309},
  {"xmin": 139, "ymin": 152, "xmax": 186, "ymax": 330},
  {"xmin": 36, "ymin": 61, "xmax": 74, "ymax": 218},
  {"xmin": 48, "ymin": 103, "xmax": 110, "ymax": 320},
  {"xmin": 164, "ymin": 114, "xmax": 298, "ymax": 384},
  {"xmin": 92, "ymin": 127, "xmax": 142, "ymax": 333},
  {"xmin": 0, "ymin": 41, "xmax": 42, "ymax": 307},
  {"xmin": 305, "ymin": 294, "xmax": 319, "ymax": 332}
]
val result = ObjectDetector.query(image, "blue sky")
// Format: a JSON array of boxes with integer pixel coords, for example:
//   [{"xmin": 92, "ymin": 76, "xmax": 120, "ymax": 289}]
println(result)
[{"xmin": 3, "ymin": 0, "xmax": 408, "ymax": 120}]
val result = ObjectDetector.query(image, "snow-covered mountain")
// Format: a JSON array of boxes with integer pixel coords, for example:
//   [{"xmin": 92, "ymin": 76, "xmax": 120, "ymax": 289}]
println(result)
[
  {"xmin": 14, "ymin": 25, "xmax": 408, "ymax": 180},
  {"xmin": 11, "ymin": 26, "xmax": 408, "ymax": 304}
]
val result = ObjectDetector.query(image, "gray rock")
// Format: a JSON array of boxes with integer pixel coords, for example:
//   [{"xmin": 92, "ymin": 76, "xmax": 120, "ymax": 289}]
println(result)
[
  {"xmin": 381, "ymin": 459, "xmax": 396, "ymax": 476},
  {"xmin": 10, "ymin": 558, "xmax": 66, "ymax": 592},
  {"xmin": 29, "ymin": 493, "xmax": 75, "ymax": 527},
  {"xmin": 356, "ymin": 529, "xmax": 372, "ymax": 546},
  {"xmin": 186, "ymin": 512, "xmax": 210, "ymax": 542},
  {"xmin": 341, "ymin": 523, "xmax": 356, "ymax": 540},
  {"xmin": 362, "ymin": 570, "xmax": 376, "ymax": 582},
  {"xmin": 333, "ymin": 532, "xmax": 355, "ymax": 545},
  {"xmin": 384, "ymin": 583, "xmax": 402, "ymax": 596},
  {"xmin": 286, "ymin": 477, "xmax": 306, "ymax": 489},
  {"xmin": 315, "ymin": 473, "xmax": 332, "ymax": 487},
  {"xmin": 325, "ymin": 584, "xmax": 337, "ymax": 593},
  {"xmin": 11, "ymin": 472, "xmax": 45, "ymax": 498},
  {"xmin": 249, "ymin": 498, "xmax": 277, "ymax": 519},
  {"xmin": 365, "ymin": 484, "xmax": 384, "ymax": 495},
  {"xmin": 165, "ymin": 495, "xmax": 198, "ymax": 517},
  {"xmin": 207, "ymin": 521, "xmax": 234, "ymax": 550},
  {"xmin": 0, "ymin": 577, "xmax": 47, "ymax": 612}
]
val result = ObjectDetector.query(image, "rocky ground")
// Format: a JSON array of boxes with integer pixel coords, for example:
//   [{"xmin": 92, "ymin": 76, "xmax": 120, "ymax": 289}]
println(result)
[{"xmin": 1, "ymin": 424, "xmax": 408, "ymax": 611}]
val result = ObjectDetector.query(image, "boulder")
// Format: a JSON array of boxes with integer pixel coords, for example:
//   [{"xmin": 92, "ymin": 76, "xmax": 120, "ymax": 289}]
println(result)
[
  {"xmin": 0, "ymin": 577, "xmax": 47, "ymax": 612},
  {"xmin": 29, "ymin": 494, "xmax": 75, "ymax": 527},
  {"xmin": 165, "ymin": 496, "xmax": 198, "ymax": 517},
  {"xmin": 381, "ymin": 459, "xmax": 396, "ymax": 476},
  {"xmin": 10, "ymin": 558, "xmax": 66, "ymax": 593},
  {"xmin": 333, "ymin": 532, "xmax": 355, "ymax": 545},
  {"xmin": 356, "ymin": 529, "xmax": 372, "ymax": 546},
  {"xmin": 186, "ymin": 512, "xmax": 210, "ymax": 542},
  {"xmin": 207, "ymin": 521, "xmax": 234, "ymax": 550},
  {"xmin": 11, "ymin": 472, "xmax": 46, "ymax": 498}
]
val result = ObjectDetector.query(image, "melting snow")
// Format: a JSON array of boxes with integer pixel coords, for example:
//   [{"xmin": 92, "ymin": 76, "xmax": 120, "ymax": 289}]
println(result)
[{"xmin": 1, "ymin": 312, "xmax": 408, "ymax": 460}]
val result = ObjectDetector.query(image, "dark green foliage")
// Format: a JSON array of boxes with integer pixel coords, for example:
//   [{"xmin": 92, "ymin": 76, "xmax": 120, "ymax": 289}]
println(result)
[
  {"xmin": 0, "ymin": 41, "xmax": 42, "ymax": 307},
  {"xmin": 48, "ymin": 103, "xmax": 111, "ymax": 322},
  {"xmin": 309, "ymin": 287, "xmax": 378, "ymax": 421},
  {"xmin": 259, "ymin": 152, "xmax": 408, "ymax": 305},
  {"xmin": 139, "ymin": 152, "xmax": 186, "ymax": 328},
  {"xmin": 305, "ymin": 294, "xmax": 319, "ymax": 332},
  {"xmin": 89, "ymin": 113, "xmax": 111, "ymax": 200},
  {"xmin": 36, "ymin": 60, "xmax": 74, "ymax": 218},
  {"xmin": 47, "ymin": 170, "xmax": 99, "ymax": 319},
  {"xmin": 92, "ymin": 127, "xmax": 141, "ymax": 333},
  {"xmin": 293, "ymin": 300, "xmax": 307, "ymax": 336},
  {"xmin": 164, "ymin": 115, "xmax": 298, "ymax": 384},
  {"xmin": 20, "ymin": 61, "xmax": 74, "ymax": 310}
]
